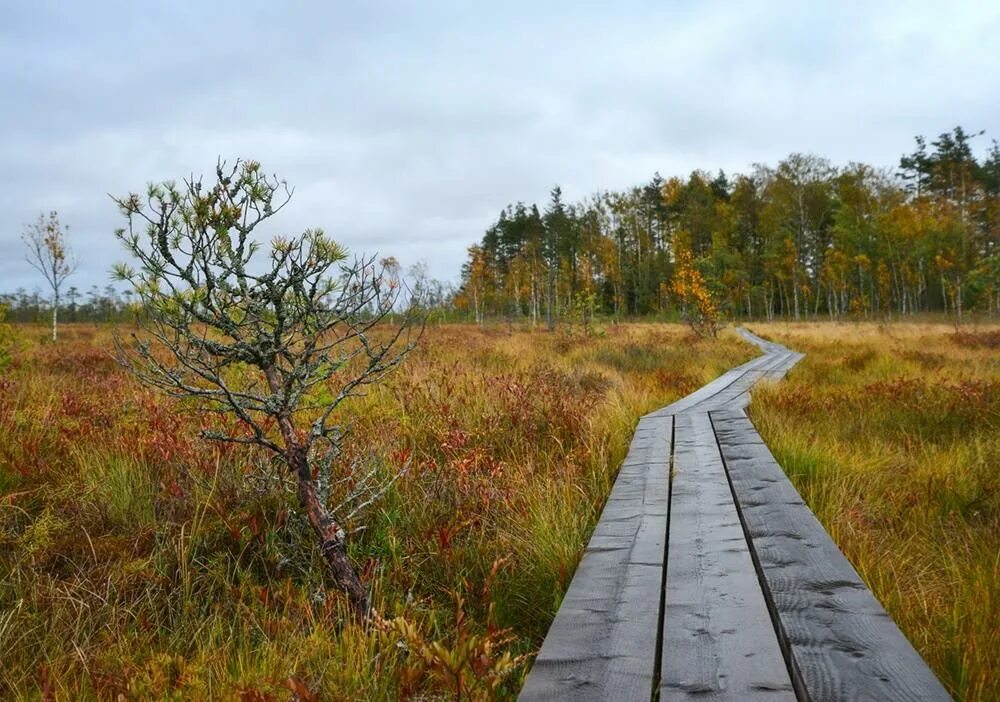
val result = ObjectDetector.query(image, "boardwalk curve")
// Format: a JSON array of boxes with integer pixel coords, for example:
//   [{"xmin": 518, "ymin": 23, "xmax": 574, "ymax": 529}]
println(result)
[{"xmin": 519, "ymin": 328, "xmax": 950, "ymax": 702}]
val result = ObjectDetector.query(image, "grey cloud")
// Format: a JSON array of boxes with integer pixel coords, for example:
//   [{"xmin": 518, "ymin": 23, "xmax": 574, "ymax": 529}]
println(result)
[{"xmin": 1, "ymin": 0, "xmax": 998, "ymax": 292}]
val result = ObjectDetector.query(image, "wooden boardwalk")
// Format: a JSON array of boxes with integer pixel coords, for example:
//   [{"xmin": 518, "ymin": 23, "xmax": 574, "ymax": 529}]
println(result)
[{"xmin": 519, "ymin": 329, "xmax": 951, "ymax": 701}]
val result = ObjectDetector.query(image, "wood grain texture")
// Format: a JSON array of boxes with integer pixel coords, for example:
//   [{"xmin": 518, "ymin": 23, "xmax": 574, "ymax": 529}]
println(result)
[
  {"xmin": 659, "ymin": 412, "xmax": 794, "ymax": 700},
  {"xmin": 711, "ymin": 409, "xmax": 952, "ymax": 702},
  {"xmin": 518, "ymin": 415, "xmax": 672, "ymax": 701}
]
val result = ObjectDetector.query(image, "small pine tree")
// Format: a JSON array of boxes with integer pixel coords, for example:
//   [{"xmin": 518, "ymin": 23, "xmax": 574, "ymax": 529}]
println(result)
[{"xmin": 111, "ymin": 159, "xmax": 419, "ymax": 615}]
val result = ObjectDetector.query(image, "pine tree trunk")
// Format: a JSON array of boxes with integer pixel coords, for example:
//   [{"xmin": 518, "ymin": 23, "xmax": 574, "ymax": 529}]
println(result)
[
  {"xmin": 956, "ymin": 280, "xmax": 963, "ymax": 322},
  {"xmin": 267, "ymin": 370, "xmax": 368, "ymax": 617},
  {"xmin": 289, "ymin": 442, "xmax": 368, "ymax": 615}
]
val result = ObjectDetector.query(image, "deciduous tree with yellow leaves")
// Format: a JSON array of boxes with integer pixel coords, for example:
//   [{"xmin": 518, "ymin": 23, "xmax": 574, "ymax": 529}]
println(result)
[{"xmin": 671, "ymin": 248, "xmax": 720, "ymax": 337}]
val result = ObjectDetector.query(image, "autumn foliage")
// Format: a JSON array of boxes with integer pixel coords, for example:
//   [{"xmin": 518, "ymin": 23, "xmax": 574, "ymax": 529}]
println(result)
[{"xmin": 670, "ymin": 248, "xmax": 721, "ymax": 337}]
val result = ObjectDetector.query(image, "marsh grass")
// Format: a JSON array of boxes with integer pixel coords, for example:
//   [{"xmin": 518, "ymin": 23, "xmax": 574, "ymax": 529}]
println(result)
[
  {"xmin": 749, "ymin": 321, "xmax": 999, "ymax": 701},
  {"xmin": 0, "ymin": 322, "xmax": 750, "ymax": 700},
  {"xmin": 77, "ymin": 451, "xmax": 157, "ymax": 529}
]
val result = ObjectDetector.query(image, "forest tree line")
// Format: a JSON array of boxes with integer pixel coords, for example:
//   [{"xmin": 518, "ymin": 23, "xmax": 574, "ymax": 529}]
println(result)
[
  {"xmin": 1, "ymin": 285, "xmax": 136, "ymax": 324},
  {"xmin": 455, "ymin": 127, "xmax": 1000, "ymax": 322}
]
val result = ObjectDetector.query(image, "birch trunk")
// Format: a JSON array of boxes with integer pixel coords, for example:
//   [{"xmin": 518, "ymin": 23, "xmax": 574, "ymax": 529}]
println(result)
[{"xmin": 51, "ymin": 290, "xmax": 58, "ymax": 342}]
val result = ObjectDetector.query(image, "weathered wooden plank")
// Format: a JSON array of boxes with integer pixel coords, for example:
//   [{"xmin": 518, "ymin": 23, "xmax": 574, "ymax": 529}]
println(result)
[
  {"xmin": 693, "ymin": 353, "xmax": 794, "ymax": 412},
  {"xmin": 696, "ymin": 330, "xmax": 802, "ymax": 410},
  {"xmin": 735, "ymin": 328, "xmax": 784, "ymax": 354},
  {"xmin": 660, "ymin": 412, "xmax": 795, "ymax": 700},
  {"xmin": 710, "ymin": 410, "xmax": 952, "ymax": 702},
  {"xmin": 518, "ymin": 415, "xmax": 673, "ymax": 701},
  {"xmin": 523, "ymin": 331, "xmax": 802, "ymax": 700},
  {"xmin": 647, "ymin": 353, "xmax": 777, "ymax": 418},
  {"xmin": 648, "ymin": 329, "xmax": 802, "ymax": 418},
  {"xmin": 622, "ymin": 416, "xmax": 671, "ymax": 467}
]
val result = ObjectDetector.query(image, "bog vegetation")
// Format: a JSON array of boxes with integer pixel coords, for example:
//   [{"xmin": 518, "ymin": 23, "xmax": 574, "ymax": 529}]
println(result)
[
  {"xmin": 2, "ymin": 317, "xmax": 997, "ymax": 699},
  {"xmin": 0, "ymin": 322, "xmax": 750, "ymax": 699}
]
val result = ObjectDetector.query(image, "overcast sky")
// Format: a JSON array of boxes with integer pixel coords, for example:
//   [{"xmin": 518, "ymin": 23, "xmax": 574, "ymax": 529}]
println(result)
[{"xmin": 1, "ymin": 0, "xmax": 998, "ymax": 294}]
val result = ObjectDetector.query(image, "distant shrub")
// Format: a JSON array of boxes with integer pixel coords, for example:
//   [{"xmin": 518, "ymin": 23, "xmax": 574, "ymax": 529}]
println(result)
[
  {"xmin": 0, "ymin": 303, "xmax": 15, "ymax": 371},
  {"xmin": 900, "ymin": 349, "xmax": 947, "ymax": 369},
  {"xmin": 841, "ymin": 348, "xmax": 877, "ymax": 371},
  {"xmin": 951, "ymin": 329, "xmax": 1000, "ymax": 349}
]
